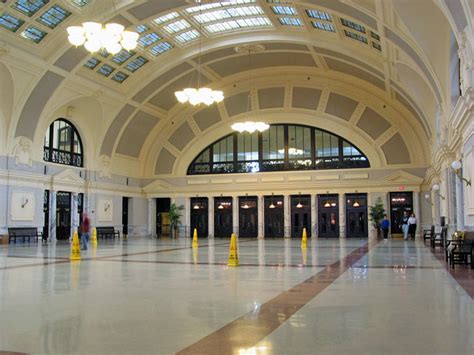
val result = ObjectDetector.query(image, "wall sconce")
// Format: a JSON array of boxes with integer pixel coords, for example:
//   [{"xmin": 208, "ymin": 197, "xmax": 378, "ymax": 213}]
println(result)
[
  {"xmin": 424, "ymin": 193, "xmax": 433, "ymax": 206},
  {"xmin": 451, "ymin": 159, "xmax": 471, "ymax": 187},
  {"xmin": 21, "ymin": 198, "xmax": 29, "ymax": 208},
  {"xmin": 104, "ymin": 202, "xmax": 111, "ymax": 212},
  {"xmin": 432, "ymin": 183, "xmax": 445, "ymax": 200}
]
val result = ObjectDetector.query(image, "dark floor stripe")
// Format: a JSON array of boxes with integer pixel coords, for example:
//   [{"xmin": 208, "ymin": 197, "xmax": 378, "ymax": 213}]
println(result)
[{"xmin": 176, "ymin": 238, "xmax": 381, "ymax": 355}]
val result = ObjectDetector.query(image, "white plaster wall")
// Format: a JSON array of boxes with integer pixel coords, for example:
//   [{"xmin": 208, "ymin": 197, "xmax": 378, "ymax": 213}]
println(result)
[
  {"xmin": 5, "ymin": 186, "xmax": 44, "ymax": 231},
  {"xmin": 94, "ymin": 194, "xmax": 122, "ymax": 230},
  {"xmin": 0, "ymin": 184, "xmax": 8, "ymax": 234}
]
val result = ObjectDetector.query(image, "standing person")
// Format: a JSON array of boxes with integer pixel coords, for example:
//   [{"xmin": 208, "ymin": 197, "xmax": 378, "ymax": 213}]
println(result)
[
  {"xmin": 400, "ymin": 211, "xmax": 409, "ymax": 241},
  {"xmin": 81, "ymin": 212, "xmax": 91, "ymax": 250},
  {"xmin": 381, "ymin": 215, "xmax": 390, "ymax": 239},
  {"xmin": 408, "ymin": 213, "xmax": 417, "ymax": 240}
]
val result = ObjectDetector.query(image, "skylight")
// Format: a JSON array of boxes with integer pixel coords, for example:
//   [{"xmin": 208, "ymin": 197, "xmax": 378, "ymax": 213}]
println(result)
[
  {"xmin": 70, "ymin": 0, "xmax": 89, "ymax": 7},
  {"xmin": 111, "ymin": 50, "xmax": 134, "ymax": 65},
  {"xmin": 372, "ymin": 42, "xmax": 382, "ymax": 51},
  {"xmin": 84, "ymin": 57, "xmax": 100, "ymax": 70},
  {"xmin": 136, "ymin": 24, "xmax": 149, "ymax": 33},
  {"xmin": 271, "ymin": 6, "xmax": 297, "ymax": 16},
  {"xmin": 163, "ymin": 19, "xmax": 191, "ymax": 34},
  {"xmin": 279, "ymin": 17, "xmax": 302, "ymax": 26},
  {"xmin": 341, "ymin": 18, "xmax": 365, "ymax": 33},
  {"xmin": 153, "ymin": 12, "xmax": 179, "ymax": 25},
  {"xmin": 193, "ymin": 6, "xmax": 264, "ymax": 24},
  {"xmin": 150, "ymin": 41, "xmax": 173, "ymax": 56},
  {"xmin": 12, "ymin": 0, "xmax": 49, "ymax": 17},
  {"xmin": 370, "ymin": 31, "xmax": 380, "ymax": 41},
  {"xmin": 97, "ymin": 64, "xmax": 115, "ymax": 77},
  {"xmin": 305, "ymin": 9, "xmax": 331, "ymax": 21},
  {"xmin": 344, "ymin": 30, "xmax": 368, "ymax": 44},
  {"xmin": 126, "ymin": 56, "xmax": 149, "ymax": 72},
  {"xmin": 138, "ymin": 32, "xmax": 161, "ymax": 47},
  {"xmin": 0, "ymin": 12, "xmax": 25, "ymax": 32},
  {"xmin": 205, "ymin": 17, "xmax": 271, "ymax": 33},
  {"xmin": 185, "ymin": 1, "xmax": 257, "ymax": 14},
  {"xmin": 20, "ymin": 26, "xmax": 47, "ymax": 43},
  {"xmin": 111, "ymin": 71, "xmax": 129, "ymax": 83},
  {"xmin": 36, "ymin": 5, "xmax": 71, "ymax": 29},
  {"xmin": 311, "ymin": 21, "xmax": 335, "ymax": 32},
  {"xmin": 174, "ymin": 29, "xmax": 199, "ymax": 43}
]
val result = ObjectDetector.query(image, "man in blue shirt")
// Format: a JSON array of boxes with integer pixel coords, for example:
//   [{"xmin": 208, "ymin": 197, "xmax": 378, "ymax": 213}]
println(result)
[{"xmin": 381, "ymin": 215, "xmax": 390, "ymax": 239}]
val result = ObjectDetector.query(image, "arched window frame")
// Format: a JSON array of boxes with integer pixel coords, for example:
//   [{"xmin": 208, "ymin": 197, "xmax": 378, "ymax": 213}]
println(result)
[
  {"xmin": 43, "ymin": 118, "xmax": 84, "ymax": 168},
  {"xmin": 187, "ymin": 124, "xmax": 369, "ymax": 175}
]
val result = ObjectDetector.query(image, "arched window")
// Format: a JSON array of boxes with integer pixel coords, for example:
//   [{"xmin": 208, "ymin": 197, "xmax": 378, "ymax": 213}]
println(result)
[
  {"xmin": 188, "ymin": 124, "xmax": 369, "ymax": 175},
  {"xmin": 43, "ymin": 119, "xmax": 83, "ymax": 167}
]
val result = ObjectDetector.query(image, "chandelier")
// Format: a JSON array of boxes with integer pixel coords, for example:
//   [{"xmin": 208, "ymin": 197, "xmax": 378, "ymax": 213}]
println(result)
[
  {"xmin": 231, "ymin": 44, "xmax": 269, "ymax": 134},
  {"xmin": 66, "ymin": 0, "xmax": 139, "ymax": 54},
  {"xmin": 175, "ymin": 1, "xmax": 223, "ymax": 106}
]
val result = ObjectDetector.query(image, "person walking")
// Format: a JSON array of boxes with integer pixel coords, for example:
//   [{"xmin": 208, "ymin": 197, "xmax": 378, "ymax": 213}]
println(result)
[
  {"xmin": 400, "ymin": 211, "xmax": 409, "ymax": 241},
  {"xmin": 381, "ymin": 215, "xmax": 390, "ymax": 239},
  {"xmin": 408, "ymin": 213, "xmax": 417, "ymax": 240},
  {"xmin": 81, "ymin": 212, "xmax": 91, "ymax": 250}
]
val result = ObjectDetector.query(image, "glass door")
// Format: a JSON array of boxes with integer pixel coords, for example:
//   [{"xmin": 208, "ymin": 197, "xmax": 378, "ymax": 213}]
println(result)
[
  {"xmin": 214, "ymin": 196, "xmax": 232, "ymax": 238},
  {"xmin": 318, "ymin": 194, "xmax": 339, "ymax": 238},
  {"xmin": 239, "ymin": 195, "xmax": 258, "ymax": 237},
  {"xmin": 122, "ymin": 197, "xmax": 129, "ymax": 236},
  {"xmin": 291, "ymin": 194, "xmax": 311, "ymax": 238},
  {"xmin": 56, "ymin": 191, "xmax": 71, "ymax": 240},
  {"xmin": 156, "ymin": 198, "xmax": 171, "ymax": 237},
  {"xmin": 43, "ymin": 190, "xmax": 49, "ymax": 239},
  {"xmin": 264, "ymin": 195, "xmax": 284, "ymax": 238},
  {"xmin": 345, "ymin": 193, "xmax": 368, "ymax": 238},
  {"xmin": 191, "ymin": 197, "xmax": 208, "ymax": 238},
  {"xmin": 389, "ymin": 192, "xmax": 413, "ymax": 235}
]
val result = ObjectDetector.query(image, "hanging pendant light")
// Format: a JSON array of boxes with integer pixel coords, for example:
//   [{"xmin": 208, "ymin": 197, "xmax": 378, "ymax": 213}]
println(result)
[
  {"xmin": 352, "ymin": 190, "xmax": 360, "ymax": 207},
  {"xmin": 193, "ymin": 194, "xmax": 200, "ymax": 210},
  {"xmin": 66, "ymin": 1, "xmax": 138, "ymax": 54},
  {"xmin": 242, "ymin": 193, "xmax": 250, "ymax": 209},
  {"xmin": 175, "ymin": 0, "xmax": 223, "ymax": 106},
  {"xmin": 217, "ymin": 194, "xmax": 224, "ymax": 210},
  {"xmin": 324, "ymin": 191, "xmax": 331, "ymax": 208},
  {"xmin": 269, "ymin": 193, "xmax": 275, "ymax": 209},
  {"xmin": 296, "ymin": 192, "xmax": 303, "ymax": 209}
]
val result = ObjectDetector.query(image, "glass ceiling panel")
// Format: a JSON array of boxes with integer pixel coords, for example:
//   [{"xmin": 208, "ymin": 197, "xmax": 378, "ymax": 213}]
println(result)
[
  {"xmin": 341, "ymin": 18, "xmax": 365, "ymax": 33},
  {"xmin": 186, "ymin": 0, "xmax": 256, "ymax": 13},
  {"xmin": 162, "ymin": 19, "xmax": 190, "ymax": 34},
  {"xmin": 136, "ymin": 24, "xmax": 149, "ymax": 33},
  {"xmin": 193, "ymin": 6, "xmax": 264, "ymax": 24},
  {"xmin": 311, "ymin": 21, "xmax": 335, "ymax": 32},
  {"xmin": 271, "ymin": 6, "xmax": 297, "ymax": 16},
  {"xmin": 305, "ymin": 9, "xmax": 331, "ymax": 21},
  {"xmin": 70, "ymin": 0, "xmax": 89, "ymax": 7},
  {"xmin": 126, "ymin": 56, "xmax": 149, "ymax": 72},
  {"xmin": 205, "ymin": 16, "xmax": 271, "ymax": 33},
  {"xmin": 12, "ymin": 0, "xmax": 49, "ymax": 17},
  {"xmin": 279, "ymin": 17, "xmax": 302, "ymax": 26},
  {"xmin": 111, "ymin": 49, "xmax": 134, "ymax": 65},
  {"xmin": 20, "ymin": 25, "xmax": 47, "ymax": 43},
  {"xmin": 111, "ymin": 71, "xmax": 129, "ymax": 83},
  {"xmin": 84, "ymin": 57, "xmax": 100, "ymax": 70},
  {"xmin": 174, "ymin": 29, "xmax": 199, "ymax": 43},
  {"xmin": 97, "ymin": 64, "xmax": 115, "ymax": 77},
  {"xmin": 150, "ymin": 41, "xmax": 173, "ymax": 56},
  {"xmin": 138, "ymin": 32, "xmax": 161, "ymax": 47},
  {"xmin": 153, "ymin": 12, "xmax": 179, "ymax": 25},
  {"xmin": 0, "ymin": 12, "xmax": 25, "ymax": 32},
  {"xmin": 36, "ymin": 5, "xmax": 71, "ymax": 29}
]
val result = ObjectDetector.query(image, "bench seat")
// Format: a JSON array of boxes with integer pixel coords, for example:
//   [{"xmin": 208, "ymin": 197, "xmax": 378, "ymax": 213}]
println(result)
[
  {"xmin": 8, "ymin": 227, "xmax": 42, "ymax": 243},
  {"xmin": 96, "ymin": 227, "xmax": 120, "ymax": 239}
]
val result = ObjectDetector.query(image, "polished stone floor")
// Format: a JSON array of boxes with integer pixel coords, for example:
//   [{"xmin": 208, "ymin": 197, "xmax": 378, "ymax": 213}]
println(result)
[{"xmin": 0, "ymin": 237, "xmax": 472, "ymax": 355}]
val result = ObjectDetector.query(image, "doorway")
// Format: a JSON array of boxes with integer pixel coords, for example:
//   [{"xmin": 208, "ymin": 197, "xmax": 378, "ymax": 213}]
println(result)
[
  {"xmin": 122, "ymin": 197, "xmax": 129, "ymax": 236},
  {"xmin": 156, "ymin": 198, "xmax": 171, "ymax": 237},
  {"xmin": 43, "ymin": 190, "xmax": 49, "ymax": 239},
  {"xmin": 191, "ymin": 197, "xmax": 208, "ymax": 238},
  {"xmin": 264, "ymin": 195, "xmax": 284, "ymax": 238},
  {"xmin": 239, "ymin": 195, "xmax": 258, "ymax": 238},
  {"xmin": 56, "ymin": 191, "xmax": 71, "ymax": 240},
  {"xmin": 214, "ymin": 196, "xmax": 233, "ymax": 238},
  {"xmin": 345, "ymin": 193, "xmax": 368, "ymax": 238},
  {"xmin": 318, "ymin": 194, "xmax": 339, "ymax": 238},
  {"xmin": 389, "ymin": 192, "xmax": 413, "ymax": 235},
  {"xmin": 291, "ymin": 194, "xmax": 311, "ymax": 238}
]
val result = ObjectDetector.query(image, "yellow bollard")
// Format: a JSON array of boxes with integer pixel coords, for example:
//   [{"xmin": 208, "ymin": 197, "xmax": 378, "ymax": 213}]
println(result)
[
  {"xmin": 91, "ymin": 227, "xmax": 98, "ymax": 247},
  {"xmin": 192, "ymin": 228, "xmax": 199, "ymax": 248},
  {"xmin": 228, "ymin": 233, "xmax": 239, "ymax": 267},
  {"xmin": 301, "ymin": 227, "xmax": 308, "ymax": 248},
  {"xmin": 70, "ymin": 230, "xmax": 81, "ymax": 261}
]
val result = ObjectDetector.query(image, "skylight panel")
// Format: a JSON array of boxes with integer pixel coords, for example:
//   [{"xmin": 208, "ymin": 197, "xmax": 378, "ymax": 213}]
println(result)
[
  {"xmin": 370, "ymin": 31, "xmax": 380, "ymax": 41},
  {"xmin": 111, "ymin": 71, "xmax": 129, "ymax": 83},
  {"xmin": 226, "ymin": 6, "xmax": 263, "ymax": 17},
  {"xmin": 193, "ymin": 6, "xmax": 263, "ymax": 23},
  {"xmin": 0, "ymin": 12, "xmax": 25, "ymax": 32},
  {"xmin": 236, "ymin": 17, "xmax": 271, "ymax": 27},
  {"xmin": 344, "ymin": 30, "xmax": 368, "ymax": 44},
  {"xmin": 205, "ymin": 20, "xmax": 240, "ymax": 33},
  {"xmin": 150, "ymin": 41, "xmax": 173, "ymax": 56},
  {"xmin": 12, "ymin": 0, "xmax": 49, "ymax": 17},
  {"xmin": 138, "ymin": 32, "xmax": 161, "ymax": 47},
  {"xmin": 136, "ymin": 24, "xmax": 149, "ymax": 33},
  {"xmin": 84, "ymin": 57, "xmax": 100, "ymax": 70},
  {"xmin": 111, "ymin": 49, "xmax": 134, "ymax": 65},
  {"xmin": 97, "ymin": 64, "xmax": 115, "ymax": 77},
  {"xmin": 194, "ymin": 10, "xmax": 232, "ymax": 24},
  {"xmin": 163, "ymin": 19, "xmax": 191, "ymax": 34},
  {"xmin": 70, "ymin": 0, "xmax": 89, "ymax": 7},
  {"xmin": 372, "ymin": 42, "xmax": 381, "ymax": 51},
  {"xmin": 341, "ymin": 18, "xmax": 365, "ymax": 33},
  {"xmin": 126, "ymin": 56, "xmax": 148, "ymax": 72},
  {"xmin": 272, "ymin": 6, "xmax": 297, "ymax": 16},
  {"xmin": 311, "ymin": 21, "xmax": 335, "ymax": 32},
  {"xmin": 279, "ymin": 17, "xmax": 302, "ymax": 26},
  {"xmin": 186, "ymin": 3, "xmax": 222, "ymax": 13},
  {"xmin": 305, "ymin": 9, "xmax": 331, "ymax": 21},
  {"xmin": 20, "ymin": 26, "xmax": 47, "ymax": 43},
  {"xmin": 36, "ymin": 5, "xmax": 71, "ymax": 29},
  {"xmin": 153, "ymin": 12, "xmax": 179, "ymax": 25},
  {"xmin": 175, "ymin": 29, "xmax": 199, "ymax": 43}
]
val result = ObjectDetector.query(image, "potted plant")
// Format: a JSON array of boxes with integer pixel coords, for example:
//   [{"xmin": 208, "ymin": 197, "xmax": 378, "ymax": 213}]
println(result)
[
  {"xmin": 369, "ymin": 197, "xmax": 386, "ymax": 237},
  {"xmin": 168, "ymin": 203, "xmax": 184, "ymax": 238}
]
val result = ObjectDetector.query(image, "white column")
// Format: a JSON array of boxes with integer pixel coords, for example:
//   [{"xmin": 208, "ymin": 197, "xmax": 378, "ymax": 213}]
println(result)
[
  {"xmin": 311, "ymin": 194, "xmax": 317, "ymax": 238},
  {"xmin": 71, "ymin": 192, "xmax": 79, "ymax": 238},
  {"xmin": 185, "ymin": 197, "xmax": 191, "ymax": 238},
  {"xmin": 339, "ymin": 193, "xmax": 346, "ymax": 238},
  {"xmin": 413, "ymin": 191, "xmax": 421, "ymax": 238},
  {"xmin": 257, "ymin": 195, "xmax": 264, "ymax": 239},
  {"xmin": 455, "ymin": 177, "xmax": 465, "ymax": 230},
  {"xmin": 208, "ymin": 196, "xmax": 214, "ymax": 238},
  {"xmin": 232, "ymin": 196, "xmax": 239, "ymax": 236},
  {"xmin": 284, "ymin": 194, "xmax": 291, "ymax": 238},
  {"xmin": 49, "ymin": 190, "xmax": 57, "ymax": 242},
  {"xmin": 434, "ymin": 191, "xmax": 441, "ymax": 227},
  {"xmin": 147, "ymin": 198, "xmax": 156, "ymax": 237},
  {"xmin": 367, "ymin": 192, "xmax": 376, "ymax": 238}
]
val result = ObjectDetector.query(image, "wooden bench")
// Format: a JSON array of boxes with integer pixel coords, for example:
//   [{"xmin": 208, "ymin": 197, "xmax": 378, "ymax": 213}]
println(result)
[
  {"xmin": 447, "ymin": 231, "xmax": 474, "ymax": 269},
  {"xmin": 8, "ymin": 227, "xmax": 42, "ymax": 243},
  {"xmin": 431, "ymin": 226, "xmax": 447, "ymax": 248},
  {"xmin": 96, "ymin": 227, "xmax": 120, "ymax": 239}
]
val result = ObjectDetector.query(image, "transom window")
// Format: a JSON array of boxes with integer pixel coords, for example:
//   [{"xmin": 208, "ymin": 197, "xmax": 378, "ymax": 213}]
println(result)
[
  {"xmin": 188, "ymin": 124, "xmax": 369, "ymax": 175},
  {"xmin": 43, "ymin": 119, "xmax": 83, "ymax": 167}
]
